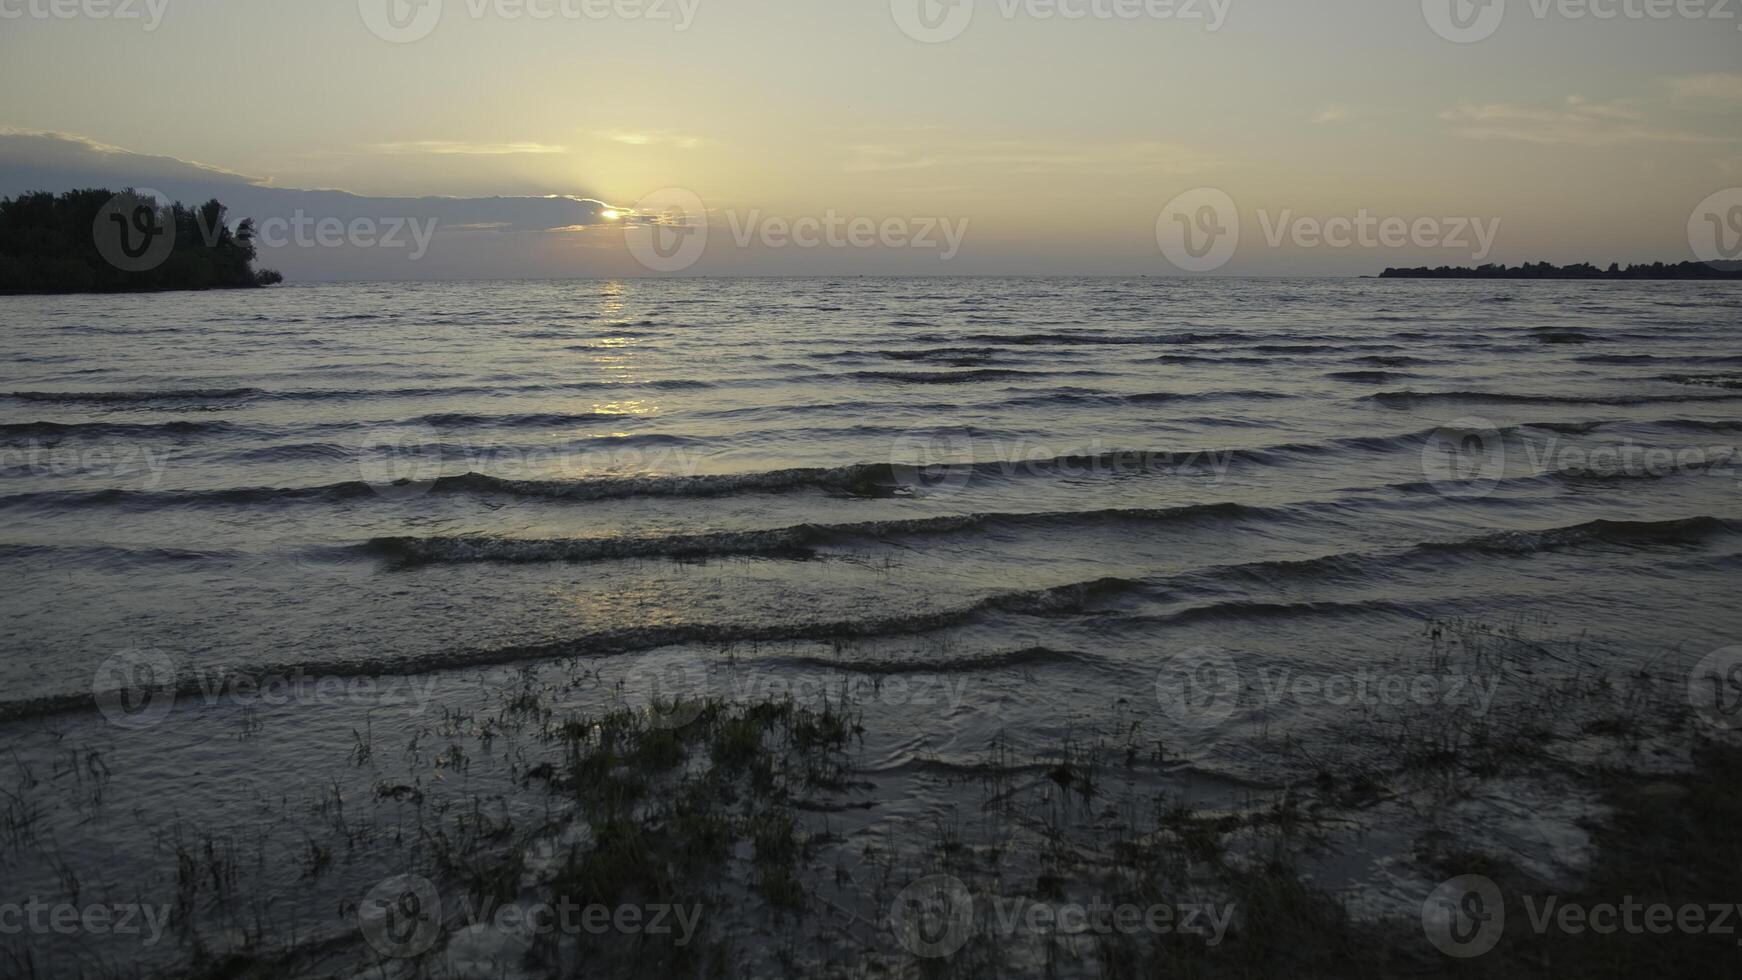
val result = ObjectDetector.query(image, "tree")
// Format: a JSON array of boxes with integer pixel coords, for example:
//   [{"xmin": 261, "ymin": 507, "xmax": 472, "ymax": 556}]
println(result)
[{"xmin": 0, "ymin": 189, "xmax": 284, "ymax": 294}]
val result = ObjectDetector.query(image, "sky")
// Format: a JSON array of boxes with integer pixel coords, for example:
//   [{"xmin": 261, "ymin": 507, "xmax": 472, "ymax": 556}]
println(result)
[{"xmin": 1, "ymin": 0, "xmax": 1738, "ymax": 278}]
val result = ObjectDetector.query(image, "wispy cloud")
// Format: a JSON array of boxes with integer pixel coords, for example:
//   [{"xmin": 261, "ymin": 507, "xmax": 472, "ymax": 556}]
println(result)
[
  {"xmin": 1440, "ymin": 96, "xmax": 1729, "ymax": 146},
  {"xmin": 367, "ymin": 141, "xmax": 569, "ymax": 156},
  {"xmin": 843, "ymin": 138, "xmax": 1218, "ymax": 176},
  {"xmin": 1312, "ymin": 106, "xmax": 1354, "ymax": 124},
  {"xmin": 1663, "ymin": 72, "xmax": 1742, "ymax": 103},
  {"xmin": 591, "ymin": 130, "xmax": 707, "ymax": 149}
]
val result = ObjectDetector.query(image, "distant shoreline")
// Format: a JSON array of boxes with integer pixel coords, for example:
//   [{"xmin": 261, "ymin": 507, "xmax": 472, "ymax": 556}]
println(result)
[{"xmin": 1381, "ymin": 260, "xmax": 1742, "ymax": 280}]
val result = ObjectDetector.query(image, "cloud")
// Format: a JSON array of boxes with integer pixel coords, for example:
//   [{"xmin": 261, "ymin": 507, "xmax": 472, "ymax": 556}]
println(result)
[
  {"xmin": 366, "ymin": 141, "xmax": 569, "ymax": 155},
  {"xmin": 1663, "ymin": 73, "xmax": 1742, "ymax": 103},
  {"xmin": 842, "ymin": 138, "xmax": 1219, "ymax": 176},
  {"xmin": 0, "ymin": 127, "xmax": 262, "ymax": 189},
  {"xmin": 1439, "ymin": 96, "xmax": 1731, "ymax": 146},
  {"xmin": 0, "ymin": 130, "xmax": 622, "ymax": 280},
  {"xmin": 591, "ymin": 130, "xmax": 707, "ymax": 149},
  {"xmin": 1312, "ymin": 106, "xmax": 1354, "ymax": 124}
]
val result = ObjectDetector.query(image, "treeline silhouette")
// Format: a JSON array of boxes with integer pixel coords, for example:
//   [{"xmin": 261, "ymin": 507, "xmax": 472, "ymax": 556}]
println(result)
[
  {"xmin": 0, "ymin": 189, "xmax": 282, "ymax": 294},
  {"xmin": 1381, "ymin": 261, "xmax": 1742, "ymax": 280}
]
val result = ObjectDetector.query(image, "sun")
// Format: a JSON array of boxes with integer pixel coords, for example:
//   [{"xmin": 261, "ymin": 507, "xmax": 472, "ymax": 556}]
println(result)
[{"xmin": 600, "ymin": 209, "xmax": 623, "ymax": 221}]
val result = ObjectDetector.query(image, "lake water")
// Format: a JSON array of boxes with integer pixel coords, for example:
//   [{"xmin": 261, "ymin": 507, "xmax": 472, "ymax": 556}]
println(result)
[{"xmin": 2, "ymin": 277, "xmax": 1739, "ymax": 975}]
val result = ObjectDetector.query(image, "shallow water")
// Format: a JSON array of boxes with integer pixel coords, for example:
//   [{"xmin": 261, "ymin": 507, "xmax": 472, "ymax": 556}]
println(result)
[{"xmin": 1, "ymin": 277, "xmax": 1739, "ymax": 974}]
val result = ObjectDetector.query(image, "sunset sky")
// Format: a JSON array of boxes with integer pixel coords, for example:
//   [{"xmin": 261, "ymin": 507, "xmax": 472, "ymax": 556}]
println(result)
[{"xmin": 2, "ymin": 0, "xmax": 1737, "ymax": 276}]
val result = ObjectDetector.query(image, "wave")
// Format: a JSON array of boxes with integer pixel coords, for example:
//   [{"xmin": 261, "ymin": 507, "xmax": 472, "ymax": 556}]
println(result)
[
  {"xmin": 360, "ymin": 503, "xmax": 1266, "ymax": 566},
  {"xmin": 754, "ymin": 646, "xmax": 1105, "ymax": 676},
  {"xmin": 1577, "ymin": 354, "xmax": 1742, "ymax": 366},
  {"xmin": 1144, "ymin": 354, "xmax": 1274, "ymax": 366},
  {"xmin": 808, "ymin": 347, "xmax": 1006, "ymax": 366},
  {"xmin": 0, "ymin": 420, "xmax": 1652, "ymax": 509},
  {"xmin": 1152, "ymin": 596, "xmax": 1418, "ymax": 627},
  {"xmin": 3, "ymin": 379, "xmax": 727, "ymax": 408},
  {"xmin": 0, "ymin": 463, "xmax": 934, "ymax": 511},
  {"xmin": 3, "ymin": 387, "xmax": 265, "ymax": 405},
  {"xmin": 1111, "ymin": 517, "xmax": 1739, "ymax": 622},
  {"xmin": 913, "ymin": 330, "xmax": 1250, "ymax": 347},
  {"xmin": 841, "ymin": 368, "xmax": 1094, "ymax": 384},
  {"xmin": 1349, "ymin": 355, "xmax": 1432, "ymax": 367},
  {"xmin": 0, "ymin": 419, "xmax": 238, "ymax": 442},
  {"xmin": 1423, "ymin": 516, "xmax": 1739, "ymax": 557},
  {"xmin": 0, "ymin": 575, "xmax": 1150, "ymax": 724},
  {"xmin": 1131, "ymin": 515, "xmax": 1742, "ymax": 598},
  {"xmin": 1326, "ymin": 370, "xmax": 1417, "ymax": 383},
  {"xmin": 1000, "ymin": 388, "xmax": 1295, "ymax": 408},
  {"xmin": 1655, "ymin": 419, "xmax": 1742, "ymax": 433},
  {"xmin": 0, "ymin": 542, "xmax": 242, "ymax": 565},
  {"xmin": 1659, "ymin": 373, "xmax": 1742, "ymax": 390},
  {"xmin": 1367, "ymin": 390, "xmax": 1742, "ymax": 407}
]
